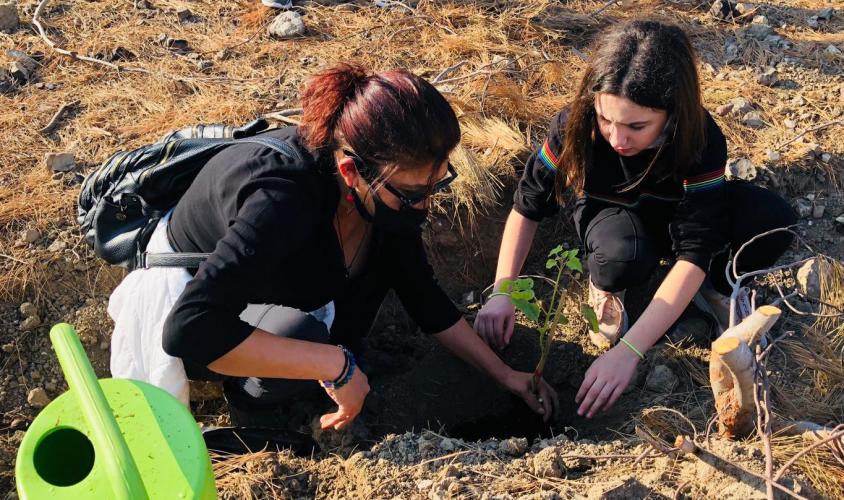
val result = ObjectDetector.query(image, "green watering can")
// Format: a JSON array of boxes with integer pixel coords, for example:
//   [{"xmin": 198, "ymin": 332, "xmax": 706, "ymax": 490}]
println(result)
[{"xmin": 15, "ymin": 324, "xmax": 217, "ymax": 499}]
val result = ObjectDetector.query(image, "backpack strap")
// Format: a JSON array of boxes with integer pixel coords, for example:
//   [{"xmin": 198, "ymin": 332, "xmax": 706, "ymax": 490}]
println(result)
[{"xmin": 139, "ymin": 134, "xmax": 304, "ymax": 269}]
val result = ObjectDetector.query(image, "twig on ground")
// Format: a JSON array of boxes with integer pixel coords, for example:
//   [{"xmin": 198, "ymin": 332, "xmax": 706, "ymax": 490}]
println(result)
[
  {"xmin": 431, "ymin": 61, "xmax": 468, "ymax": 84},
  {"xmin": 39, "ymin": 100, "xmax": 80, "ymax": 135},
  {"xmin": 0, "ymin": 253, "xmax": 28, "ymax": 265},
  {"xmin": 673, "ymin": 480, "xmax": 692, "ymax": 500},
  {"xmin": 591, "ymin": 0, "xmax": 619, "ymax": 17},
  {"xmin": 774, "ymin": 282, "xmax": 844, "ymax": 318},
  {"xmin": 775, "ymin": 120, "xmax": 843, "ymax": 150},
  {"xmin": 753, "ymin": 345, "xmax": 775, "ymax": 500}
]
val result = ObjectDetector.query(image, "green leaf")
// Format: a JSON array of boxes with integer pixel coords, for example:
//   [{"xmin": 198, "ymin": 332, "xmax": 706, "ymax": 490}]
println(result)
[
  {"xmin": 548, "ymin": 245, "xmax": 563, "ymax": 257},
  {"xmin": 513, "ymin": 299, "xmax": 541, "ymax": 322},
  {"xmin": 511, "ymin": 289, "xmax": 535, "ymax": 301},
  {"xmin": 514, "ymin": 277, "xmax": 534, "ymax": 291},
  {"xmin": 581, "ymin": 304, "xmax": 599, "ymax": 333},
  {"xmin": 499, "ymin": 280, "xmax": 513, "ymax": 293},
  {"xmin": 565, "ymin": 257, "xmax": 583, "ymax": 273},
  {"xmin": 545, "ymin": 258, "xmax": 557, "ymax": 270}
]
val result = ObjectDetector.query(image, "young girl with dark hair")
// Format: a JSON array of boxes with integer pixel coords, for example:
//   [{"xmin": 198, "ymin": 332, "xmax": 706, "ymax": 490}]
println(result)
[
  {"xmin": 475, "ymin": 20, "xmax": 795, "ymax": 419},
  {"xmin": 109, "ymin": 64, "xmax": 555, "ymax": 429}
]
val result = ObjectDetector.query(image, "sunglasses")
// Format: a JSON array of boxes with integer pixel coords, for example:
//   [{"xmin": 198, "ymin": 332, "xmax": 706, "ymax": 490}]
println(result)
[{"xmin": 342, "ymin": 150, "xmax": 458, "ymax": 209}]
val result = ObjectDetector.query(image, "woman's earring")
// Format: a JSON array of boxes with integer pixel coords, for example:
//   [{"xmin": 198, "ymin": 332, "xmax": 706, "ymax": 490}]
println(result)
[{"xmin": 345, "ymin": 192, "xmax": 354, "ymax": 203}]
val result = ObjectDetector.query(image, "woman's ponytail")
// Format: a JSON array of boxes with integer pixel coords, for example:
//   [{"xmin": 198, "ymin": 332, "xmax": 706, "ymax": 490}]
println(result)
[{"xmin": 300, "ymin": 64, "xmax": 369, "ymax": 149}]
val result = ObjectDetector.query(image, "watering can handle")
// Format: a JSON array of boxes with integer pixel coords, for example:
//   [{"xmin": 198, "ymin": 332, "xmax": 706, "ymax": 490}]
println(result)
[{"xmin": 50, "ymin": 323, "xmax": 149, "ymax": 500}]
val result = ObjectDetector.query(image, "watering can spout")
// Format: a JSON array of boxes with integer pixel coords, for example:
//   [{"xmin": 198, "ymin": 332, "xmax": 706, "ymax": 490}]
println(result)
[{"xmin": 49, "ymin": 323, "xmax": 150, "ymax": 500}]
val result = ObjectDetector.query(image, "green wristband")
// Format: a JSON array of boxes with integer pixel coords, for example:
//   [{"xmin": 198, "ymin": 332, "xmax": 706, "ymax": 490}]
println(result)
[
  {"xmin": 619, "ymin": 337, "xmax": 645, "ymax": 360},
  {"xmin": 488, "ymin": 291, "xmax": 510, "ymax": 300}
]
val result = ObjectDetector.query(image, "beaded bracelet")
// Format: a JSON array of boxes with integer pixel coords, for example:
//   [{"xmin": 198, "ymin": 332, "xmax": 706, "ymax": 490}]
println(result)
[{"xmin": 320, "ymin": 345, "xmax": 356, "ymax": 390}]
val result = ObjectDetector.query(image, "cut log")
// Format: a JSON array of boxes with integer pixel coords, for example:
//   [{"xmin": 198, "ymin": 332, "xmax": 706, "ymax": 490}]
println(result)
[
  {"xmin": 721, "ymin": 305, "xmax": 781, "ymax": 345},
  {"xmin": 710, "ymin": 337, "xmax": 757, "ymax": 438}
]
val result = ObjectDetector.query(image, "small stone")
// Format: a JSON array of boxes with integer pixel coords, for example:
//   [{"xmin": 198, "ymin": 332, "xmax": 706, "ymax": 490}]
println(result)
[
  {"xmin": 817, "ymin": 8, "xmax": 833, "ymax": 21},
  {"xmin": 727, "ymin": 157, "xmax": 757, "ymax": 180},
  {"xmin": 498, "ymin": 437, "xmax": 528, "ymax": 456},
  {"xmin": 110, "ymin": 46, "xmax": 136, "ymax": 62},
  {"xmin": 645, "ymin": 365, "xmax": 678, "ymax": 393},
  {"xmin": 716, "ymin": 103, "xmax": 733, "ymax": 116},
  {"xmin": 439, "ymin": 438, "xmax": 456, "ymax": 451},
  {"xmin": 794, "ymin": 199, "xmax": 812, "ymax": 219},
  {"xmin": 709, "ymin": 0, "xmax": 737, "ymax": 20},
  {"xmin": 2, "ymin": 343, "xmax": 13, "ymax": 353},
  {"xmin": 796, "ymin": 259, "xmax": 824, "ymax": 297},
  {"xmin": 9, "ymin": 61, "xmax": 30, "ymax": 82},
  {"xmin": 19, "ymin": 302, "xmax": 37, "ymax": 318},
  {"xmin": 164, "ymin": 37, "xmax": 190, "ymax": 54},
  {"xmin": 195, "ymin": 59, "xmax": 213, "ymax": 72},
  {"xmin": 724, "ymin": 40, "xmax": 740, "ymax": 64},
  {"xmin": 20, "ymin": 315, "xmax": 41, "ymax": 331},
  {"xmin": 10, "ymin": 418, "xmax": 26, "ymax": 430},
  {"xmin": 812, "ymin": 204, "xmax": 825, "ymax": 219},
  {"xmin": 821, "ymin": 153, "xmax": 832, "ymax": 163},
  {"xmin": 802, "ymin": 143, "xmax": 822, "ymax": 159},
  {"xmin": 756, "ymin": 66, "xmax": 778, "ymax": 87},
  {"xmin": 27, "ymin": 388, "xmax": 50, "ymax": 408},
  {"xmin": 176, "ymin": 8, "xmax": 193, "ymax": 22},
  {"xmin": 99, "ymin": 341, "xmax": 109, "ymax": 351},
  {"xmin": 44, "ymin": 152, "xmax": 75, "ymax": 172},
  {"xmin": 741, "ymin": 111, "xmax": 765, "ymax": 129},
  {"xmin": 752, "ymin": 15, "xmax": 769, "ymax": 26},
  {"xmin": 417, "ymin": 479, "xmax": 433, "ymax": 490},
  {"xmin": 735, "ymin": 2, "xmax": 754, "ymax": 15},
  {"xmin": 47, "ymin": 239, "xmax": 67, "ymax": 253},
  {"xmin": 267, "ymin": 11, "xmax": 305, "ymax": 39},
  {"xmin": 745, "ymin": 23, "xmax": 774, "ymax": 40},
  {"xmin": 730, "ymin": 97, "xmax": 753, "ymax": 115},
  {"xmin": 21, "ymin": 228, "xmax": 40, "ymax": 243},
  {"xmin": 783, "ymin": 119, "xmax": 796, "ymax": 129},
  {"xmin": 0, "ymin": 1, "xmax": 19, "ymax": 33},
  {"xmin": 766, "ymin": 150, "xmax": 781, "ymax": 162},
  {"xmin": 807, "ymin": 16, "xmax": 820, "ymax": 29},
  {"xmin": 826, "ymin": 45, "xmax": 842, "ymax": 56}
]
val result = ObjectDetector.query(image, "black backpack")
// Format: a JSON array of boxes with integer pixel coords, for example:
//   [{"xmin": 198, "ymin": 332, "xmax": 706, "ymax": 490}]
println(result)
[{"xmin": 77, "ymin": 118, "xmax": 302, "ymax": 270}]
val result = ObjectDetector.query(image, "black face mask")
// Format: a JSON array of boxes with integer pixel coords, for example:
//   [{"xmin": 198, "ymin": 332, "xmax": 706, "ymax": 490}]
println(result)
[{"xmin": 350, "ymin": 188, "xmax": 428, "ymax": 236}]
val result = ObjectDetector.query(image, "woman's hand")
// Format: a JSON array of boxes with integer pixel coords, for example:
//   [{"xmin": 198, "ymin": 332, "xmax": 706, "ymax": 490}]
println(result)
[
  {"xmin": 475, "ymin": 294, "xmax": 516, "ymax": 350},
  {"xmin": 504, "ymin": 369, "xmax": 558, "ymax": 422},
  {"xmin": 319, "ymin": 368, "xmax": 370, "ymax": 430},
  {"xmin": 575, "ymin": 345, "xmax": 640, "ymax": 418}
]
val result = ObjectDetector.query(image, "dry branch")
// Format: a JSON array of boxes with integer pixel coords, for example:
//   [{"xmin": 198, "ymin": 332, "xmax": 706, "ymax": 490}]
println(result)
[
  {"xmin": 775, "ymin": 120, "xmax": 843, "ymax": 150},
  {"xmin": 711, "ymin": 337, "xmax": 757, "ymax": 438},
  {"xmin": 39, "ymin": 100, "xmax": 79, "ymax": 135}
]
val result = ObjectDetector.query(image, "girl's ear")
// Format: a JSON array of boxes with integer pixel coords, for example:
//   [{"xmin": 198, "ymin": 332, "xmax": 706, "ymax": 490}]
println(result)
[{"xmin": 336, "ymin": 156, "xmax": 359, "ymax": 188}]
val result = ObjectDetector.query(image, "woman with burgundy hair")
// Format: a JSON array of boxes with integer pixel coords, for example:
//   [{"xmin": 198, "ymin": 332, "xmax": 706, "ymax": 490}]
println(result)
[{"xmin": 108, "ymin": 64, "xmax": 555, "ymax": 430}]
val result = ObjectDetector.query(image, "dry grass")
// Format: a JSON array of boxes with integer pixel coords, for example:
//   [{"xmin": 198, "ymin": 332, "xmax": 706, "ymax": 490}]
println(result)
[{"xmin": 1, "ymin": 0, "xmax": 843, "ymax": 497}]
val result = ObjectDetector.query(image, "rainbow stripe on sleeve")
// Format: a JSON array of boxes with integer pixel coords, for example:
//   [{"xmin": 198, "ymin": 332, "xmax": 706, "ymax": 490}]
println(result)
[
  {"xmin": 538, "ymin": 139, "xmax": 560, "ymax": 172},
  {"xmin": 683, "ymin": 169, "xmax": 725, "ymax": 193}
]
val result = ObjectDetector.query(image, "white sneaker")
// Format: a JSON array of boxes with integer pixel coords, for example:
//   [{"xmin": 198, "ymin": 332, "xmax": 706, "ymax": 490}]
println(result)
[
  {"xmin": 692, "ymin": 286, "xmax": 753, "ymax": 336},
  {"xmin": 587, "ymin": 279, "xmax": 628, "ymax": 348},
  {"xmin": 261, "ymin": 0, "xmax": 292, "ymax": 8}
]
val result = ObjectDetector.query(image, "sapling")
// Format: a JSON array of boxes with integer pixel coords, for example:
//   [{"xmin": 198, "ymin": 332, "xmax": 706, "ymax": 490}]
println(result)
[{"xmin": 498, "ymin": 245, "xmax": 599, "ymax": 394}]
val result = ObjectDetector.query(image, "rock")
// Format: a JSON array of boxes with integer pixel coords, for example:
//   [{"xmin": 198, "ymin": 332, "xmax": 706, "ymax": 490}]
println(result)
[
  {"xmin": 10, "ymin": 418, "xmax": 26, "ymax": 430},
  {"xmin": 9, "ymin": 61, "xmax": 30, "ymax": 83},
  {"xmin": 730, "ymin": 97, "xmax": 753, "ymax": 115},
  {"xmin": 20, "ymin": 315, "xmax": 41, "ymax": 331},
  {"xmin": 19, "ymin": 302, "xmax": 37, "ymax": 318},
  {"xmin": 0, "ymin": 68, "xmax": 15, "ymax": 94},
  {"xmin": 817, "ymin": 8, "xmax": 833, "ymax": 21},
  {"xmin": 562, "ymin": 455, "xmax": 589, "ymax": 470},
  {"xmin": 807, "ymin": 16, "xmax": 820, "ymax": 29},
  {"xmin": 826, "ymin": 45, "xmax": 842, "ymax": 56},
  {"xmin": 44, "ymin": 152, "xmax": 75, "ymax": 173},
  {"xmin": 417, "ymin": 479, "xmax": 434, "ymax": 490},
  {"xmin": 756, "ymin": 67, "xmax": 778, "ymax": 87},
  {"xmin": 766, "ymin": 150, "xmax": 781, "ymax": 162},
  {"xmin": 47, "ymin": 239, "xmax": 67, "ymax": 253},
  {"xmin": 110, "ymin": 46, "xmax": 136, "ymax": 62},
  {"xmin": 161, "ymin": 36, "xmax": 190, "ymax": 54},
  {"xmin": 752, "ymin": 15, "xmax": 769, "ymax": 26},
  {"xmin": 439, "ymin": 437, "xmax": 456, "ymax": 451},
  {"xmin": 821, "ymin": 153, "xmax": 832, "ymax": 163},
  {"xmin": 176, "ymin": 8, "xmax": 193, "ymax": 22},
  {"xmin": 745, "ymin": 23, "xmax": 774, "ymax": 40},
  {"xmin": 794, "ymin": 199, "xmax": 812, "ymax": 219},
  {"xmin": 835, "ymin": 216, "xmax": 844, "ymax": 234},
  {"xmin": 716, "ymin": 103, "xmax": 733, "ymax": 116},
  {"xmin": 0, "ymin": 1, "xmax": 19, "ymax": 33},
  {"xmin": 727, "ymin": 157, "xmax": 757, "ymax": 180},
  {"xmin": 21, "ymin": 228, "xmax": 40, "ymax": 243},
  {"xmin": 709, "ymin": 0, "xmax": 738, "ymax": 20},
  {"xmin": 735, "ymin": 2, "xmax": 754, "ymax": 15},
  {"xmin": 498, "ymin": 437, "xmax": 528, "ymax": 456},
  {"xmin": 813, "ymin": 204, "xmax": 826, "ymax": 219},
  {"xmin": 27, "ymin": 388, "xmax": 50, "ymax": 408},
  {"xmin": 802, "ymin": 143, "xmax": 822, "ymax": 159},
  {"xmin": 783, "ymin": 118, "xmax": 796, "ymax": 129},
  {"xmin": 741, "ymin": 111, "xmax": 765, "ymax": 129},
  {"xmin": 195, "ymin": 59, "xmax": 213, "ymax": 72},
  {"xmin": 796, "ymin": 259, "xmax": 825, "ymax": 297},
  {"xmin": 724, "ymin": 40, "xmax": 740, "ymax": 64},
  {"xmin": 532, "ymin": 447, "xmax": 563, "ymax": 478},
  {"xmin": 267, "ymin": 11, "xmax": 305, "ymax": 39},
  {"xmin": 645, "ymin": 365, "xmax": 678, "ymax": 393}
]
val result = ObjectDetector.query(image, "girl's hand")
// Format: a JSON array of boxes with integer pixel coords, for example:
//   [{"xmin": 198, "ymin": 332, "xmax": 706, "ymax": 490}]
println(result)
[
  {"xmin": 575, "ymin": 345, "xmax": 640, "ymax": 418},
  {"xmin": 319, "ymin": 368, "xmax": 370, "ymax": 430},
  {"xmin": 504, "ymin": 369, "xmax": 558, "ymax": 422},
  {"xmin": 475, "ymin": 294, "xmax": 515, "ymax": 350}
]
